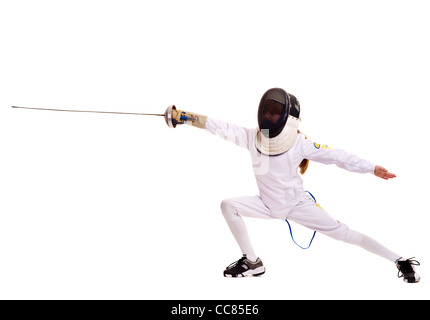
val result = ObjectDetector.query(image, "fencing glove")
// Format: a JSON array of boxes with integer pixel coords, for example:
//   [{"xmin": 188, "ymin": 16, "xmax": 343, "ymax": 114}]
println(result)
[{"xmin": 172, "ymin": 108, "xmax": 207, "ymax": 129}]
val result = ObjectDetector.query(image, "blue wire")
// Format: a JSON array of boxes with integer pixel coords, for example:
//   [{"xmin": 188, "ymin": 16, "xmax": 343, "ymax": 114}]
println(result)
[
  {"xmin": 285, "ymin": 220, "xmax": 316, "ymax": 249},
  {"xmin": 285, "ymin": 191, "xmax": 317, "ymax": 249}
]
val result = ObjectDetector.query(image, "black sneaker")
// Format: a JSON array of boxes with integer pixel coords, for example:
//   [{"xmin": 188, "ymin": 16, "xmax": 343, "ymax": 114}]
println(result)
[
  {"xmin": 223, "ymin": 255, "xmax": 265, "ymax": 277},
  {"xmin": 396, "ymin": 257, "xmax": 421, "ymax": 283}
]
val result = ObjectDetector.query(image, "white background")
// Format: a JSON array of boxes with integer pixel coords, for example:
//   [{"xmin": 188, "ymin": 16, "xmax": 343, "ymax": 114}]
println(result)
[{"xmin": 1, "ymin": 0, "xmax": 429, "ymax": 300}]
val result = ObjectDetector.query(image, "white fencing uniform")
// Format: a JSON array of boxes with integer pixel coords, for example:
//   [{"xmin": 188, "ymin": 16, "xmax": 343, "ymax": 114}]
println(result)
[{"xmin": 205, "ymin": 117, "xmax": 401, "ymax": 263}]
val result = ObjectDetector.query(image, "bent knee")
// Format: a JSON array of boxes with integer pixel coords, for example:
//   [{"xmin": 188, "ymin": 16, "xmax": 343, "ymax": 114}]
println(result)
[
  {"xmin": 220, "ymin": 199, "xmax": 237, "ymax": 212},
  {"xmin": 220, "ymin": 199, "xmax": 239, "ymax": 221}
]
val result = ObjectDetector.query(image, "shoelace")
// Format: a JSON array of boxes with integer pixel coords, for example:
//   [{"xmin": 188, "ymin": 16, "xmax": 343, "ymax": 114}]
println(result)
[
  {"xmin": 226, "ymin": 257, "xmax": 247, "ymax": 270},
  {"xmin": 397, "ymin": 257, "xmax": 420, "ymax": 278}
]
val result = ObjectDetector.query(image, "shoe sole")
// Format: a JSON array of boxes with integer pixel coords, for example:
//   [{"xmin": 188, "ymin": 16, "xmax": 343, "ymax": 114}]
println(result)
[
  {"xmin": 224, "ymin": 266, "xmax": 266, "ymax": 278},
  {"xmin": 405, "ymin": 276, "xmax": 420, "ymax": 283}
]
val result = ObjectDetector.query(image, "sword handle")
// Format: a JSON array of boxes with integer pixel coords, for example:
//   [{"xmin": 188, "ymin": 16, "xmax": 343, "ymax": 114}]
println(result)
[{"xmin": 164, "ymin": 105, "xmax": 199, "ymax": 128}]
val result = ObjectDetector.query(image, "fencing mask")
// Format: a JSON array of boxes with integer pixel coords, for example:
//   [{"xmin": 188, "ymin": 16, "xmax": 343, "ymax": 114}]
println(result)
[{"xmin": 255, "ymin": 88, "xmax": 300, "ymax": 156}]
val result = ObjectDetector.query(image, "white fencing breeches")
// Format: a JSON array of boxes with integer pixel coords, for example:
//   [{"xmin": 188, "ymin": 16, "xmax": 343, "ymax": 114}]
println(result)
[{"xmin": 220, "ymin": 196, "xmax": 401, "ymax": 263}]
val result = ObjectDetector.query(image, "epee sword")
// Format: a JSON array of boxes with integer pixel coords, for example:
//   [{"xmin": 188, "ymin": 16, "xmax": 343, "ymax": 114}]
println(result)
[
  {"xmin": 11, "ymin": 105, "xmax": 164, "ymax": 116},
  {"xmin": 11, "ymin": 105, "xmax": 196, "ymax": 128}
]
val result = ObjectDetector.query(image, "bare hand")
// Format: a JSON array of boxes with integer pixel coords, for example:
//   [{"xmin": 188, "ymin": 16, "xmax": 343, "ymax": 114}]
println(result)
[{"xmin": 374, "ymin": 165, "xmax": 396, "ymax": 180}]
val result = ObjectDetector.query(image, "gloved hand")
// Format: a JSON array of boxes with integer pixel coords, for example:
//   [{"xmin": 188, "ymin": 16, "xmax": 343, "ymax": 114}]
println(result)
[{"xmin": 171, "ymin": 108, "xmax": 207, "ymax": 129}]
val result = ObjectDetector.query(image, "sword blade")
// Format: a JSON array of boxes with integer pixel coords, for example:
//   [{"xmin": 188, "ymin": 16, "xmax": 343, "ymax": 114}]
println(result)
[{"xmin": 11, "ymin": 106, "xmax": 164, "ymax": 117}]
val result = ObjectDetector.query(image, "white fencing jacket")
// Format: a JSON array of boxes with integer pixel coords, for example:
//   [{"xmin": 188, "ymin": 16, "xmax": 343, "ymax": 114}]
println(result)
[{"xmin": 205, "ymin": 117, "xmax": 376, "ymax": 219}]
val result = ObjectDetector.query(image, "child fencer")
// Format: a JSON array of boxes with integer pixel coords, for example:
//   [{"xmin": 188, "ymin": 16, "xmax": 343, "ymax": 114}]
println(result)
[{"xmin": 171, "ymin": 88, "xmax": 420, "ymax": 283}]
